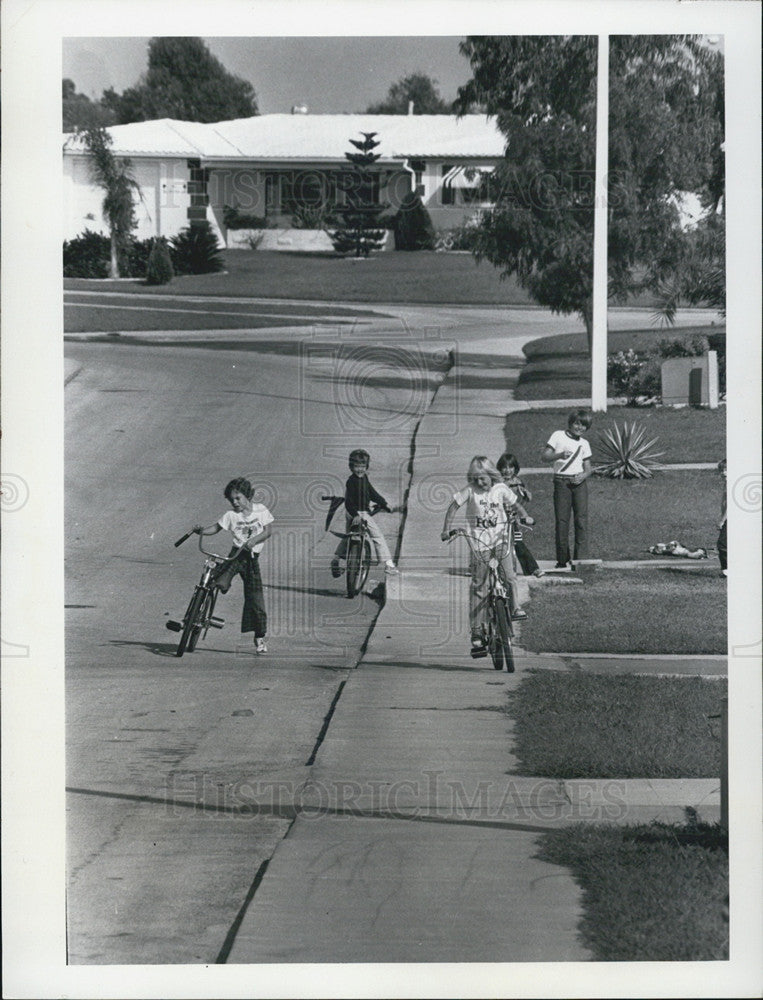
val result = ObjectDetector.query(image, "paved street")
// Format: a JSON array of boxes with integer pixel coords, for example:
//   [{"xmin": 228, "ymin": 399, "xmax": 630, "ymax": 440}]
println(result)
[{"xmin": 64, "ymin": 301, "xmax": 725, "ymax": 964}]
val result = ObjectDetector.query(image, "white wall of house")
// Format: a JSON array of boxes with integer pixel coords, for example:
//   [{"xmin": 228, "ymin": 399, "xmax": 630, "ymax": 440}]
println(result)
[{"xmin": 63, "ymin": 154, "xmax": 193, "ymax": 241}]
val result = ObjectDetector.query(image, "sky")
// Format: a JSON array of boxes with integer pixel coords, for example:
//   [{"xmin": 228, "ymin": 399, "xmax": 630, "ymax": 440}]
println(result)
[{"xmin": 62, "ymin": 36, "xmax": 475, "ymax": 113}]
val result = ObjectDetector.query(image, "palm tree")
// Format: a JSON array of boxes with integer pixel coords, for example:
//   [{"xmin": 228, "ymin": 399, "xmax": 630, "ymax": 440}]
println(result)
[{"xmin": 81, "ymin": 127, "xmax": 139, "ymax": 278}]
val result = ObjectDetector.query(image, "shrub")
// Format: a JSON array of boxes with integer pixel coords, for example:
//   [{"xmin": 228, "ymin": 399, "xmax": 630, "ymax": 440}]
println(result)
[
  {"xmin": 291, "ymin": 205, "xmax": 336, "ymax": 230},
  {"xmin": 223, "ymin": 205, "xmax": 271, "ymax": 230},
  {"xmin": 170, "ymin": 222, "xmax": 225, "ymax": 275},
  {"xmin": 393, "ymin": 192, "xmax": 436, "ymax": 251},
  {"xmin": 63, "ymin": 229, "xmax": 111, "ymax": 278},
  {"xmin": 125, "ymin": 237, "xmax": 154, "ymax": 277},
  {"xmin": 657, "ymin": 335, "xmax": 709, "ymax": 359},
  {"xmin": 607, "ymin": 349, "xmax": 646, "ymax": 403},
  {"xmin": 594, "ymin": 421, "xmax": 665, "ymax": 479},
  {"xmin": 435, "ymin": 218, "xmax": 483, "ymax": 252},
  {"xmin": 145, "ymin": 237, "xmax": 174, "ymax": 285}
]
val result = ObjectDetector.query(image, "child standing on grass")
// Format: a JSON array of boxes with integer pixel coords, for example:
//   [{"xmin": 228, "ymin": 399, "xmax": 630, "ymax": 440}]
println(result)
[
  {"xmin": 717, "ymin": 459, "xmax": 727, "ymax": 577},
  {"xmin": 497, "ymin": 453, "xmax": 544, "ymax": 578},
  {"xmin": 331, "ymin": 449, "xmax": 399, "ymax": 577},
  {"xmin": 193, "ymin": 477, "xmax": 273, "ymax": 654},
  {"xmin": 542, "ymin": 410, "xmax": 593, "ymax": 568},
  {"xmin": 441, "ymin": 456, "xmax": 529, "ymax": 656}
]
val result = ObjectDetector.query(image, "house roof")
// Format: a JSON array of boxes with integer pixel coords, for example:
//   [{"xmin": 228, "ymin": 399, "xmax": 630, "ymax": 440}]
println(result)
[{"xmin": 63, "ymin": 114, "xmax": 507, "ymax": 162}]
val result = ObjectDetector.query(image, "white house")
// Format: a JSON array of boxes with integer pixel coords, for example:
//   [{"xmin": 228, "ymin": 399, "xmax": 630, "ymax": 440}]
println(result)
[{"xmin": 62, "ymin": 114, "xmax": 507, "ymax": 249}]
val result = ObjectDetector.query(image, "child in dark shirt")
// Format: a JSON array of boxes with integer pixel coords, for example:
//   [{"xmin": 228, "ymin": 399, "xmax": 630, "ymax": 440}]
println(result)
[
  {"xmin": 331, "ymin": 449, "xmax": 399, "ymax": 577},
  {"xmin": 497, "ymin": 453, "xmax": 544, "ymax": 578}
]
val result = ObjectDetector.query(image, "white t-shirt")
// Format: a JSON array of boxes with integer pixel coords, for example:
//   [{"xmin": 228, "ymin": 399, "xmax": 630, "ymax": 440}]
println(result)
[
  {"xmin": 452, "ymin": 482, "xmax": 517, "ymax": 545},
  {"xmin": 546, "ymin": 430, "xmax": 592, "ymax": 476},
  {"xmin": 218, "ymin": 504, "xmax": 274, "ymax": 553}
]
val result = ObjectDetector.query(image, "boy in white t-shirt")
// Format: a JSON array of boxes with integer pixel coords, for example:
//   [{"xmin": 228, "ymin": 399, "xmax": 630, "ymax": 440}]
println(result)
[
  {"xmin": 193, "ymin": 477, "xmax": 273, "ymax": 653},
  {"xmin": 441, "ymin": 456, "xmax": 529, "ymax": 656},
  {"xmin": 541, "ymin": 410, "xmax": 593, "ymax": 568}
]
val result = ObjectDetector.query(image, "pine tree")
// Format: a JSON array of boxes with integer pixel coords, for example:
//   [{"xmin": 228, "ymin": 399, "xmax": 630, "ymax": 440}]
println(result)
[
  {"xmin": 393, "ymin": 192, "xmax": 436, "ymax": 250},
  {"xmin": 145, "ymin": 237, "xmax": 174, "ymax": 285},
  {"xmin": 329, "ymin": 132, "xmax": 388, "ymax": 257}
]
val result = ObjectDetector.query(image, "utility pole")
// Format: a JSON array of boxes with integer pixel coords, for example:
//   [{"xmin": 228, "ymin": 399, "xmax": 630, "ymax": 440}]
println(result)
[{"xmin": 591, "ymin": 33, "xmax": 609, "ymax": 412}]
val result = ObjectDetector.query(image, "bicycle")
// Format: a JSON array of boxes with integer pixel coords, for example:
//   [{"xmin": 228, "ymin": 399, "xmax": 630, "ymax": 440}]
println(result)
[
  {"xmin": 165, "ymin": 530, "xmax": 242, "ymax": 657},
  {"xmin": 322, "ymin": 495, "xmax": 390, "ymax": 598},
  {"xmin": 445, "ymin": 525, "xmax": 517, "ymax": 672}
]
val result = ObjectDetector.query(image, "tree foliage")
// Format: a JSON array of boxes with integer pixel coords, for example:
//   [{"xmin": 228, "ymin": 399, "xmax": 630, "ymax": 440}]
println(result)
[
  {"xmin": 366, "ymin": 73, "xmax": 452, "ymax": 114},
  {"xmin": 454, "ymin": 36, "xmax": 725, "ymax": 346},
  {"xmin": 63, "ymin": 79, "xmax": 114, "ymax": 131},
  {"xmin": 393, "ymin": 192, "xmax": 436, "ymax": 250},
  {"xmin": 81, "ymin": 126, "xmax": 140, "ymax": 278},
  {"xmin": 170, "ymin": 222, "xmax": 225, "ymax": 274},
  {"xmin": 145, "ymin": 237, "xmax": 174, "ymax": 285},
  {"xmin": 329, "ymin": 133, "xmax": 389, "ymax": 257},
  {"xmin": 100, "ymin": 37, "xmax": 258, "ymax": 124}
]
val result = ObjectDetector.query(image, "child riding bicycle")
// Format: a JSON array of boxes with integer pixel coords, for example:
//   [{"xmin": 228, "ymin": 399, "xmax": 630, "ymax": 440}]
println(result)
[
  {"xmin": 441, "ymin": 456, "xmax": 530, "ymax": 656},
  {"xmin": 192, "ymin": 477, "xmax": 273, "ymax": 654},
  {"xmin": 331, "ymin": 449, "xmax": 399, "ymax": 578}
]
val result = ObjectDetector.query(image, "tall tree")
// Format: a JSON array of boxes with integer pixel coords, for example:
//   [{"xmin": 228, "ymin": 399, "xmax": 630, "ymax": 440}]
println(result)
[
  {"xmin": 329, "ymin": 133, "xmax": 389, "ymax": 257},
  {"xmin": 81, "ymin": 126, "xmax": 140, "ymax": 278},
  {"xmin": 63, "ymin": 79, "xmax": 114, "ymax": 131},
  {"xmin": 366, "ymin": 73, "xmax": 452, "ymax": 114},
  {"xmin": 102, "ymin": 37, "xmax": 258, "ymax": 124},
  {"xmin": 454, "ymin": 36, "xmax": 724, "ymax": 348}
]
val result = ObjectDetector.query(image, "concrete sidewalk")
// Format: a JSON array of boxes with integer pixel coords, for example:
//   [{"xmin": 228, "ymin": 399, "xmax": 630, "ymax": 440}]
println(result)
[{"xmin": 226, "ymin": 364, "xmax": 721, "ymax": 964}]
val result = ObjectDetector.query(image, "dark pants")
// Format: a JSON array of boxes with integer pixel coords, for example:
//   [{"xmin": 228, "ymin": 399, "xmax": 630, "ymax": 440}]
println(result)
[
  {"xmin": 514, "ymin": 539, "xmax": 540, "ymax": 575},
  {"xmin": 717, "ymin": 523, "xmax": 727, "ymax": 571},
  {"xmin": 553, "ymin": 476, "xmax": 589, "ymax": 564},
  {"xmin": 213, "ymin": 549, "xmax": 267, "ymax": 637}
]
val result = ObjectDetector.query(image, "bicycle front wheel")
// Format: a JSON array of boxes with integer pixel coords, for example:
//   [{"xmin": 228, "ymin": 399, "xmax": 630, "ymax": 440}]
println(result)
[
  {"xmin": 177, "ymin": 587, "xmax": 205, "ymax": 657},
  {"xmin": 346, "ymin": 539, "xmax": 362, "ymax": 597},
  {"xmin": 487, "ymin": 618, "xmax": 504, "ymax": 670},
  {"xmin": 494, "ymin": 598, "xmax": 515, "ymax": 673},
  {"xmin": 356, "ymin": 537, "xmax": 373, "ymax": 592},
  {"xmin": 188, "ymin": 588, "xmax": 214, "ymax": 652}
]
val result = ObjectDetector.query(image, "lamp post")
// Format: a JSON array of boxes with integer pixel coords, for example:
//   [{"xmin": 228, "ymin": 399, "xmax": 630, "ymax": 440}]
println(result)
[{"xmin": 591, "ymin": 33, "xmax": 609, "ymax": 412}]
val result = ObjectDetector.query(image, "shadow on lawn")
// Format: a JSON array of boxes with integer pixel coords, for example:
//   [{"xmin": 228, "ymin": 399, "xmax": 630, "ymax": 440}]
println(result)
[{"xmin": 631, "ymin": 815, "xmax": 728, "ymax": 852}]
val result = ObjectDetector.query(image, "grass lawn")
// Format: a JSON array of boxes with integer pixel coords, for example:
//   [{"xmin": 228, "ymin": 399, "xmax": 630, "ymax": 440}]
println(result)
[
  {"xmin": 507, "ymin": 671, "xmax": 725, "ymax": 777},
  {"xmin": 504, "ymin": 470, "xmax": 721, "ymax": 562},
  {"xmin": 536, "ymin": 822, "xmax": 728, "ymax": 960},
  {"xmin": 63, "ymin": 293, "xmax": 388, "ymax": 333},
  {"xmin": 519, "ymin": 567, "xmax": 727, "ymax": 654},
  {"xmin": 515, "ymin": 324, "xmax": 725, "ymax": 400},
  {"xmin": 503, "ymin": 405, "xmax": 726, "ymax": 467},
  {"xmin": 65, "ymin": 249, "xmax": 539, "ymax": 305}
]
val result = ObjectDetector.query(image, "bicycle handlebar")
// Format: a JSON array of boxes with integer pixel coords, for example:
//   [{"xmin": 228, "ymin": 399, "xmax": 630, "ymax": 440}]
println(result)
[{"xmin": 176, "ymin": 528, "xmax": 245, "ymax": 563}]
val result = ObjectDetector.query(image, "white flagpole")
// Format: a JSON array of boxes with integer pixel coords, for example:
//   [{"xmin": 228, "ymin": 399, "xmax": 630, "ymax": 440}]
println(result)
[{"xmin": 591, "ymin": 33, "xmax": 609, "ymax": 412}]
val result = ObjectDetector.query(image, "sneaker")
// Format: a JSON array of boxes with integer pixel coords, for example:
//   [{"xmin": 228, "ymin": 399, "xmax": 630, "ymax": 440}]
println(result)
[
  {"xmin": 385, "ymin": 561, "xmax": 399, "ymax": 575},
  {"xmin": 511, "ymin": 609, "xmax": 528, "ymax": 621},
  {"xmin": 470, "ymin": 633, "xmax": 487, "ymax": 659},
  {"xmin": 532, "ymin": 569, "xmax": 545, "ymax": 578},
  {"xmin": 330, "ymin": 558, "xmax": 343, "ymax": 578},
  {"xmin": 254, "ymin": 637, "xmax": 267, "ymax": 654}
]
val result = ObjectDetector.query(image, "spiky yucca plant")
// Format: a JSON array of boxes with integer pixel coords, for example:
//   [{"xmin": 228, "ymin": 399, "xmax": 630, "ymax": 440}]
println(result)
[{"xmin": 594, "ymin": 421, "xmax": 665, "ymax": 479}]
